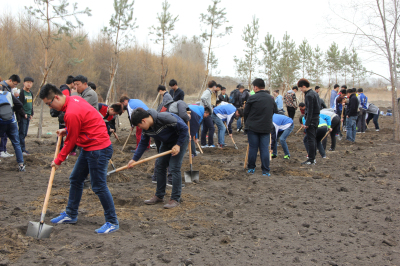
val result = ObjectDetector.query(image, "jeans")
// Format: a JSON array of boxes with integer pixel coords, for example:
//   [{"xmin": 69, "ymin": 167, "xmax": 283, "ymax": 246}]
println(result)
[
  {"xmin": 272, "ymin": 123, "xmax": 294, "ymax": 156},
  {"xmin": 201, "ymin": 116, "xmax": 214, "ymax": 146},
  {"xmin": 18, "ymin": 117, "xmax": 30, "ymax": 152},
  {"xmin": 66, "ymin": 145, "xmax": 118, "ymax": 224},
  {"xmin": 305, "ymin": 125, "xmax": 317, "ymax": 160},
  {"xmin": 191, "ymin": 139, "xmax": 196, "ymax": 156},
  {"xmin": 247, "ymin": 130, "xmax": 270, "ymax": 174},
  {"xmin": 237, "ymin": 117, "xmax": 242, "ymax": 130},
  {"xmin": 0, "ymin": 133, "xmax": 7, "ymax": 152},
  {"xmin": 0, "ymin": 122, "xmax": 24, "ymax": 164},
  {"xmin": 211, "ymin": 113, "xmax": 226, "ymax": 145},
  {"xmin": 366, "ymin": 113, "xmax": 379, "ymax": 129},
  {"xmin": 155, "ymin": 135, "xmax": 189, "ymax": 202},
  {"xmin": 346, "ymin": 116, "xmax": 357, "ymax": 142},
  {"xmin": 357, "ymin": 109, "xmax": 367, "ymax": 132}
]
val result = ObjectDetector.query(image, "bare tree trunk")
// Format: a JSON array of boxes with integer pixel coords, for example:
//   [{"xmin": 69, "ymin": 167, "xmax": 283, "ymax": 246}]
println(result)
[{"xmin": 106, "ymin": 62, "xmax": 118, "ymax": 105}]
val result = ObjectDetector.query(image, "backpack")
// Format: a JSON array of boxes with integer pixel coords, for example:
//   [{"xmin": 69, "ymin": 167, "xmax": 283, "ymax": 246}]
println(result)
[
  {"xmin": 229, "ymin": 89, "xmax": 238, "ymax": 104},
  {"xmin": 0, "ymin": 91, "xmax": 14, "ymax": 124}
]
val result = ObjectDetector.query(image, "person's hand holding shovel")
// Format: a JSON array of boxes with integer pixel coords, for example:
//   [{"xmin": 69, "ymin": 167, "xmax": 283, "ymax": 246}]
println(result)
[
  {"xmin": 127, "ymin": 159, "xmax": 136, "ymax": 169},
  {"xmin": 50, "ymin": 129, "xmax": 67, "ymax": 170},
  {"xmin": 171, "ymin": 145, "xmax": 180, "ymax": 156}
]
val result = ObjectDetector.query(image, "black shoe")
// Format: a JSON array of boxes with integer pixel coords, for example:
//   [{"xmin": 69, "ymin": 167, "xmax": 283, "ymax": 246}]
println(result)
[
  {"xmin": 329, "ymin": 148, "xmax": 335, "ymax": 151},
  {"xmin": 271, "ymin": 154, "xmax": 277, "ymax": 158},
  {"xmin": 301, "ymin": 159, "xmax": 316, "ymax": 165}
]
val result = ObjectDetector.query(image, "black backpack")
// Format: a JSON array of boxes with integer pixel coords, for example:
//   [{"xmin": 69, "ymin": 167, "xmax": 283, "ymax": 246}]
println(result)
[{"xmin": 229, "ymin": 89, "xmax": 238, "ymax": 104}]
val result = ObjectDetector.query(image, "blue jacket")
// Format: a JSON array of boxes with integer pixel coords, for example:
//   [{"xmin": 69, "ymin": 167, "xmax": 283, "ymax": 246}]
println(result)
[
  {"xmin": 133, "ymin": 109, "xmax": 188, "ymax": 161},
  {"xmin": 302, "ymin": 113, "xmax": 331, "ymax": 128},
  {"xmin": 188, "ymin": 105, "xmax": 204, "ymax": 125},
  {"xmin": 358, "ymin": 93, "xmax": 368, "ymax": 109},
  {"xmin": 272, "ymin": 114, "xmax": 293, "ymax": 127},
  {"xmin": 213, "ymin": 103, "xmax": 236, "ymax": 134},
  {"xmin": 330, "ymin": 90, "xmax": 338, "ymax": 109},
  {"xmin": 275, "ymin": 95, "xmax": 283, "ymax": 110}
]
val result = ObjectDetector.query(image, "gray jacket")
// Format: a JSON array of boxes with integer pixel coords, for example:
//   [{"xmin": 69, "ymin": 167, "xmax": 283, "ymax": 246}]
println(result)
[
  {"xmin": 200, "ymin": 88, "xmax": 212, "ymax": 110},
  {"xmin": 80, "ymin": 87, "xmax": 98, "ymax": 110},
  {"xmin": 157, "ymin": 92, "xmax": 173, "ymax": 112},
  {"xmin": 367, "ymin": 103, "xmax": 379, "ymax": 115},
  {"xmin": 167, "ymin": 100, "xmax": 190, "ymax": 123},
  {"xmin": 320, "ymin": 108, "xmax": 338, "ymax": 120}
]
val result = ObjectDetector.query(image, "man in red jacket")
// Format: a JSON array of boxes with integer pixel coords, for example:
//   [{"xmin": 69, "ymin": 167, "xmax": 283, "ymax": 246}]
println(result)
[{"xmin": 40, "ymin": 84, "xmax": 119, "ymax": 234}]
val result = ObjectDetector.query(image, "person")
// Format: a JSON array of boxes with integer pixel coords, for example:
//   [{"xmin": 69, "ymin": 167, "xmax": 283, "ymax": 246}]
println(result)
[
  {"xmin": 120, "ymin": 96, "xmax": 150, "ymax": 151},
  {"xmin": 330, "ymin": 84, "xmax": 340, "ymax": 109},
  {"xmin": 302, "ymin": 113, "xmax": 331, "ymax": 159},
  {"xmin": 0, "ymin": 84, "xmax": 25, "ymax": 171},
  {"xmin": 356, "ymin": 88, "xmax": 368, "ymax": 133},
  {"xmin": 271, "ymin": 114, "xmax": 294, "ymax": 159},
  {"xmin": 128, "ymin": 108, "xmax": 189, "ymax": 209},
  {"xmin": 98, "ymin": 103, "xmax": 123, "ymax": 136},
  {"xmin": 315, "ymin": 86, "xmax": 327, "ymax": 109},
  {"xmin": 233, "ymin": 84, "xmax": 245, "ymax": 132},
  {"xmin": 0, "ymin": 75, "xmax": 22, "ymax": 159},
  {"xmin": 74, "ymin": 75, "xmax": 98, "ymax": 110},
  {"xmin": 40, "ymin": 84, "xmax": 118, "ymax": 234},
  {"xmin": 242, "ymin": 87, "xmax": 250, "ymax": 105},
  {"xmin": 12, "ymin": 88, "xmax": 20, "ymax": 97},
  {"xmin": 320, "ymin": 108, "xmax": 341, "ymax": 151},
  {"xmin": 366, "ymin": 102, "xmax": 380, "ymax": 131},
  {"xmin": 88, "ymin": 82, "xmax": 96, "ymax": 91},
  {"xmin": 17, "ymin": 77, "xmax": 34, "ymax": 155},
  {"xmin": 273, "ymin": 90, "xmax": 284, "ymax": 114},
  {"xmin": 200, "ymin": 80, "xmax": 217, "ymax": 148},
  {"xmin": 345, "ymin": 88, "xmax": 359, "ymax": 142},
  {"xmin": 205, "ymin": 102, "xmax": 239, "ymax": 148},
  {"xmin": 156, "ymin": 85, "xmax": 173, "ymax": 112},
  {"xmin": 218, "ymin": 86, "xmax": 229, "ymax": 103},
  {"xmin": 299, "ymin": 78, "xmax": 320, "ymax": 165},
  {"xmin": 284, "ymin": 86, "xmax": 298, "ymax": 119},
  {"xmin": 244, "ymin": 78, "xmax": 278, "ymax": 176},
  {"xmin": 188, "ymin": 104, "xmax": 204, "ymax": 156},
  {"xmin": 169, "ymin": 79, "xmax": 184, "ymax": 101},
  {"xmin": 299, "ymin": 102, "xmax": 306, "ymax": 115}
]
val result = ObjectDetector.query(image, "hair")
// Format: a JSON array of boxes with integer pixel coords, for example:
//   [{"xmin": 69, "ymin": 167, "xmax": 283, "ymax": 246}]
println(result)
[
  {"xmin": 39, "ymin": 83, "xmax": 62, "ymax": 99},
  {"xmin": 337, "ymin": 96, "xmax": 345, "ymax": 104},
  {"xmin": 9, "ymin": 74, "xmax": 21, "ymax": 83},
  {"xmin": 169, "ymin": 79, "xmax": 177, "ymax": 87},
  {"xmin": 157, "ymin": 85, "xmax": 166, "ymax": 92},
  {"xmin": 208, "ymin": 80, "xmax": 217, "ymax": 88},
  {"xmin": 297, "ymin": 78, "xmax": 310, "ymax": 88},
  {"xmin": 237, "ymin": 84, "xmax": 244, "ymax": 89},
  {"xmin": 274, "ymin": 90, "xmax": 279, "ymax": 94},
  {"xmin": 119, "ymin": 95, "xmax": 130, "ymax": 103},
  {"xmin": 299, "ymin": 102, "xmax": 306, "ymax": 107},
  {"xmin": 73, "ymin": 75, "xmax": 88, "ymax": 84},
  {"xmin": 221, "ymin": 86, "xmax": 226, "ymax": 91},
  {"xmin": 357, "ymin": 88, "xmax": 363, "ymax": 93},
  {"xmin": 88, "ymin": 82, "xmax": 96, "ymax": 91},
  {"xmin": 216, "ymin": 100, "xmax": 222, "ymax": 105},
  {"xmin": 24, "ymin": 76, "xmax": 34, "ymax": 83},
  {"xmin": 204, "ymin": 106, "xmax": 212, "ymax": 114},
  {"xmin": 216, "ymin": 84, "xmax": 222, "ymax": 89},
  {"xmin": 350, "ymin": 88, "xmax": 356, "ymax": 93},
  {"xmin": 66, "ymin": 75, "xmax": 74, "ymax": 85},
  {"xmin": 130, "ymin": 108, "xmax": 150, "ymax": 126},
  {"xmin": 315, "ymin": 86, "xmax": 320, "ymax": 90},
  {"xmin": 265, "ymin": 90, "xmax": 270, "ymax": 94},
  {"xmin": 341, "ymin": 85, "xmax": 347, "ymax": 89},
  {"xmin": 299, "ymin": 115, "xmax": 304, "ymax": 125},
  {"xmin": 110, "ymin": 103, "xmax": 123, "ymax": 115},
  {"xmin": 252, "ymin": 78, "xmax": 265, "ymax": 89},
  {"xmin": 236, "ymin": 108, "xmax": 244, "ymax": 117},
  {"xmin": 340, "ymin": 89, "xmax": 347, "ymax": 95},
  {"xmin": 292, "ymin": 86, "xmax": 298, "ymax": 91}
]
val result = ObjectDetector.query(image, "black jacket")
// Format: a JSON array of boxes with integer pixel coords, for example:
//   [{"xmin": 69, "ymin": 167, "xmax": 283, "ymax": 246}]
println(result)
[
  {"xmin": 244, "ymin": 90, "xmax": 278, "ymax": 134},
  {"xmin": 318, "ymin": 95, "xmax": 327, "ymax": 109},
  {"xmin": 169, "ymin": 88, "xmax": 185, "ymax": 102},
  {"xmin": 242, "ymin": 89, "xmax": 250, "ymax": 103},
  {"xmin": 346, "ymin": 93, "xmax": 359, "ymax": 117},
  {"xmin": 218, "ymin": 93, "xmax": 229, "ymax": 103},
  {"xmin": 304, "ymin": 89, "xmax": 320, "ymax": 127}
]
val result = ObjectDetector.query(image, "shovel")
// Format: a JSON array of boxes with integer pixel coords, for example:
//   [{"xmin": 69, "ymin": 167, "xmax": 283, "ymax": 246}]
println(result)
[
  {"xmin": 26, "ymin": 136, "xmax": 62, "ymax": 239},
  {"xmin": 224, "ymin": 122, "xmax": 238, "ymax": 149},
  {"xmin": 112, "ymin": 132, "xmax": 120, "ymax": 142},
  {"xmin": 109, "ymin": 159, "xmax": 116, "ymax": 170},
  {"xmin": 321, "ymin": 130, "xmax": 331, "ymax": 142},
  {"xmin": 107, "ymin": 150, "xmax": 173, "ymax": 176},
  {"xmin": 244, "ymin": 144, "xmax": 249, "ymax": 170},
  {"xmin": 184, "ymin": 118, "xmax": 199, "ymax": 183}
]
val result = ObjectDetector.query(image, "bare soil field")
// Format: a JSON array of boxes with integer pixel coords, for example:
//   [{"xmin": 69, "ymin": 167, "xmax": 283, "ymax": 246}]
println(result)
[{"xmin": 1, "ymin": 98, "xmax": 400, "ymax": 265}]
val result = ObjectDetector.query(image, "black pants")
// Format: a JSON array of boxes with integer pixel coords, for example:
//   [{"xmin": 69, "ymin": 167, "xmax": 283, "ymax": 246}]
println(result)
[
  {"xmin": 287, "ymin": 107, "xmax": 296, "ymax": 119},
  {"xmin": 357, "ymin": 109, "xmax": 367, "ymax": 132},
  {"xmin": 322, "ymin": 116, "xmax": 340, "ymax": 150},
  {"xmin": 305, "ymin": 125, "xmax": 317, "ymax": 160},
  {"xmin": 201, "ymin": 116, "xmax": 215, "ymax": 146},
  {"xmin": 316, "ymin": 126, "xmax": 327, "ymax": 158}
]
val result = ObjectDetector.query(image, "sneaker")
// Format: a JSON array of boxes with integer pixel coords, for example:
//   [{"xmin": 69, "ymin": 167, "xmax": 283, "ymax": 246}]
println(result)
[
  {"xmin": 247, "ymin": 169, "xmax": 255, "ymax": 174},
  {"xmin": 0, "ymin": 151, "xmax": 11, "ymax": 158},
  {"xmin": 208, "ymin": 145, "xmax": 215, "ymax": 148},
  {"xmin": 218, "ymin": 144, "xmax": 223, "ymax": 149},
  {"xmin": 301, "ymin": 159, "xmax": 316, "ymax": 165},
  {"xmin": 201, "ymin": 145, "xmax": 209, "ymax": 149},
  {"xmin": 95, "ymin": 222, "xmax": 119, "ymax": 234},
  {"xmin": 336, "ymin": 134, "xmax": 342, "ymax": 140},
  {"xmin": 329, "ymin": 148, "xmax": 335, "ymax": 151},
  {"xmin": 150, "ymin": 143, "xmax": 157, "ymax": 149},
  {"xmin": 69, "ymin": 152, "xmax": 76, "ymax": 156},
  {"xmin": 51, "ymin": 211, "xmax": 77, "ymax": 224},
  {"xmin": 151, "ymin": 175, "xmax": 157, "ymax": 184},
  {"xmin": 376, "ymin": 129, "xmax": 380, "ymax": 132},
  {"xmin": 283, "ymin": 155, "xmax": 290, "ymax": 160},
  {"xmin": 322, "ymin": 156, "xmax": 327, "ymax": 159},
  {"xmin": 195, "ymin": 151, "xmax": 201, "ymax": 155},
  {"xmin": 271, "ymin": 154, "xmax": 277, "ymax": 158},
  {"xmin": 18, "ymin": 164, "xmax": 26, "ymax": 172},
  {"xmin": 22, "ymin": 152, "xmax": 29, "ymax": 156},
  {"xmin": 5, "ymin": 151, "xmax": 14, "ymax": 156},
  {"xmin": 263, "ymin": 172, "xmax": 271, "ymax": 176}
]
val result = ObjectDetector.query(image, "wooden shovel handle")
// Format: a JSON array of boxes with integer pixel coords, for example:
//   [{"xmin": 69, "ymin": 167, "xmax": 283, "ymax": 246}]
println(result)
[
  {"xmin": 115, "ymin": 150, "xmax": 173, "ymax": 173},
  {"xmin": 321, "ymin": 130, "xmax": 330, "ymax": 142},
  {"xmin": 113, "ymin": 132, "xmax": 120, "ymax": 142},
  {"xmin": 187, "ymin": 121, "xmax": 192, "ymax": 165},
  {"xmin": 196, "ymin": 142, "xmax": 203, "ymax": 154},
  {"xmin": 295, "ymin": 126, "xmax": 303, "ymax": 134},
  {"xmin": 121, "ymin": 129, "xmax": 133, "ymax": 151},
  {"xmin": 244, "ymin": 144, "xmax": 249, "ymax": 169},
  {"xmin": 223, "ymin": 122, "xmax": 236, "ymax": 145},
  {"xmin": 41, "ymin": 136, "xmax": 62, "ymax": 221}
]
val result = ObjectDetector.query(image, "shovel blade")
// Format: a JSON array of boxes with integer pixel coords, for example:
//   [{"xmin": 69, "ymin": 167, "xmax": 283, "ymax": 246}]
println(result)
[
  {"xmin": 26, "ymin": 221, "xmax": 53, "ymax": 239},
  {"xmin": 184, "ymin": 170, "xmax": 199, "ymax": 183}
]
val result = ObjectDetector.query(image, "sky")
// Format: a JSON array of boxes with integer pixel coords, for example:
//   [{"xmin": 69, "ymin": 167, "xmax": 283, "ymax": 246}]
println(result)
[{"xmin": 5, "ymin": 0, "xmax": 390, "ymax": 83}]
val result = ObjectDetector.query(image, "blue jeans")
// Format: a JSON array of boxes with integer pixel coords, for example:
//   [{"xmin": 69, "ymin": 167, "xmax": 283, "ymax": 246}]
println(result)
[
  {"xmin": 272, "ymin": 123, "xmax": 294, "ymax": 156},
  {"xmin": 237, "ymin": 117, "xmax": 242, "ymax": 130},
  {"xmin": 18, "ymin": 117, "xmax": 30, "ymax": 152},
  {"xmin": 155, "ymin": 135, "xmax": 189, "ymax": 202},
  {"xmin": 212, "ymin": 113, "xmax": 226, "ymax": 145},
  {"xmin": 0, "ymin": 122, "xmax": 24, "ymax": 164},
  {"xmin": 247, "ymin": 130, "xmax": 270, "ymax": 174},
  {"xmin": 346, "ymin": 116, "xmax": 357, "ymax": 142},
  {"xmin": 66, "ymin": 145, "xmax": 117, "ymax": 224},
  {"xmin": 0, "ymin": 133, "xmax": 7, "ymax": 152},
  {"xmin": 366, "ymin": 113, "xmax": 379, "ymax": 129}
]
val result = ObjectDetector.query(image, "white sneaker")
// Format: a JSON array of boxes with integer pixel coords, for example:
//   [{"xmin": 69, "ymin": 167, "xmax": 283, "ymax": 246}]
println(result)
[
  {"xmin": 0, "ymin": 151, "xmax": 11, "ymax": 158},
  {"xmin": 201, "ymin": 145, "xmax": 209, "ymax": 148},
  {"xmin": 376, "ymin": 129, "xmax": 379, "ymax": 132},
  {"xmin": 5, "ymin": 151, "xmax": 14, "ymax": 156}
]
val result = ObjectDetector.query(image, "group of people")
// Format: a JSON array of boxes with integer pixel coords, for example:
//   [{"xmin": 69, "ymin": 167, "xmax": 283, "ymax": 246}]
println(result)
[{"xmin": 0, "ymin": 73, "xmax": 382, "ymax": 235}]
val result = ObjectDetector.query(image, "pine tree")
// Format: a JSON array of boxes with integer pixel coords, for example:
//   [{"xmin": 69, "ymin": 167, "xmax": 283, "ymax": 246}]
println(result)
[
  {"xmin": 260, "ymin": 33, "xmax": 279, "ymax": 89},
  {"xmin": 275, "ymin": 32, "xmax": 299, "ymax": 90},
  {"xmin": 311, "ymin": 45, "xmax": 325, "ymax": 86},
  {"xmin": 326, "ymin": 42, "xmax": 341, "ymax": 85},
  {"xmin": 340, "ymin": 47, "xmax": 351, "ymax": 85},
  {"xmin": 298, "ymin": 39, "xmax": 313, "ymax": 79}
]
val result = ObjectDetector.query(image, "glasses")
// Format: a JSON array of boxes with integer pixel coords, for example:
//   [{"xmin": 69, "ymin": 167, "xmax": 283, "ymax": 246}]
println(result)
[{"xmin": 46, "ymin": 96, "xmax": 55, "ymax": 106}]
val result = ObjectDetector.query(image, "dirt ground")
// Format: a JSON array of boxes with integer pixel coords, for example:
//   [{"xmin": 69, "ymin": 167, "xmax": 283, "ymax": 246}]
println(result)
[{"xmin": 1, "ymin": 101, "xmax": 400, "ymax": 266}]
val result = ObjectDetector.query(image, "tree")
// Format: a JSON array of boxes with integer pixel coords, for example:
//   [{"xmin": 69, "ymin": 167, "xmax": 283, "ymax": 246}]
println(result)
[
  {"xmin": 298, "ymin": 39, "xmax": 313, "ymax": 79},
  {"xmin": 330, "ymin": 0, "xmax": 400, "ymax": 140},
  {"xmin": 197, "ymin": 0, "xmax": 232, "ymax": 99},
  {"xmin": 275, "ymin": 32, "xmax": 299, "ymax": 90},
  {"xmin": 25, "ymin": 0, "xmax": 91, "ymax": 138},
  {"xmin": 234, "ymin": 15, "xmax": 259, "ymax": 89},
  {"xmin": 326, "ymin": 42, "xmax": 341, "ymax": 85},
  {"xmin": 340, "ymin": 47, "xmax": 352, "ymax": 85},
  {"xmin": 102, "ymin": 0, "xmax": 137, "ymax": 104},
  {"xmin": 311, "ymin": 45, "xmax": 325, "ymax": 86},
  {"xmin": 209, "ymin": 50, "xmax": 219, "ymax": 76},
  {"xmin": 260, "ymin": 33, "xmax": 279, "ymax": 89},
  {"xmin": 149, "ymin": 0, "xmax": 179, "ymax": 85},
  {"xmin": 350, "ymin": 48, "xmax": 361, "ymax": 87}
]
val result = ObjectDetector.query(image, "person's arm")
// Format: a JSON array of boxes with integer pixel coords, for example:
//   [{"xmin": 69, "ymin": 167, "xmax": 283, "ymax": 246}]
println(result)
[
  {"xmin": 54, "ymin": 113, "xmax": 81, "ymax": 165},
  {"xmin": 227, "ymin": 115, "xmax": 234, "ymax": 134},
  {"xmin": 179, "ymin": 90, "xmax": 185, "ymax": 101},
  {"xmin": 305, "ymin": 94, "xmax": 314, "ymax": 127},
  {"xmin": 243, "ymin": 98, "xmax": 252, "ymax": 122},
  {"xmin": 200, "ymin": 90, "xmax": 210, "ymax": 109},
  {"xmin": 175, "ymin": 117, "xmax": 189, "ymax": 147},
  {"xmin": 177, "ymin": 102, "xmax": 190, "ymax": 122},
  {"xmin": 132, "ymin": 134, "xmax": 150, "ymax": 162},
  {"xmin": 12, "ymin": 94, "xmax": 25, "ymax": 118}
]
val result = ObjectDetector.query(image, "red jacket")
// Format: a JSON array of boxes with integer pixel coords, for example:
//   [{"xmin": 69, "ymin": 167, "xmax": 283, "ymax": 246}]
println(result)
[{"xmin": 54, "ymin": 96, "xmax": 111, "ymax": 165}]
